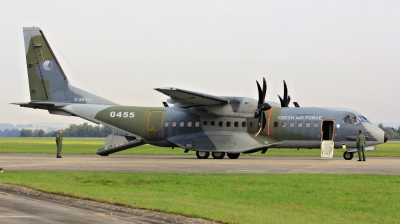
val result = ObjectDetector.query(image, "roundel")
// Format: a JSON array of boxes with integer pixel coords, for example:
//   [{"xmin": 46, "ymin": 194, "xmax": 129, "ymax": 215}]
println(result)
[{"xmin": 43, "ymin": 60, "xmax": 53, "ymax": 71}]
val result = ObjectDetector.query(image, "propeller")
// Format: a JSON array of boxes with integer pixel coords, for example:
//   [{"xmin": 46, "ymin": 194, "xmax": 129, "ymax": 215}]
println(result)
[
  {"xmin": 255, "ymin": 78, "xmax": 272, "ymax": 137},
  {"xmin": 278, "ymin": 80, "xmax": 291, "ymax": 107}
]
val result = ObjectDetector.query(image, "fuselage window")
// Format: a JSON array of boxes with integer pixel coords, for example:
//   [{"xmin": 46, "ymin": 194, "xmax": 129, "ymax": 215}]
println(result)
[
  {"xmin": 180, "ymin": 121, "xmax": 184, "ymax": 127},
  {"xmin": 298, "ymin": 122, "xmax": 303, "ymax": 128},
  {"xmin": 227, "ymin": 122, "xmax": 231, "ymax": 127},
  {"xmin": 274, "ymin": 122, "xmax": 278, "ymax": 127},
  {"xmin": 188, "ymin": 121, "xmax": 192, "ymax": 127},
  {"xmin": 218, "ymin": 121, "xmax": 223, "ymax": 127},
  {"xmin": 305, "ymin": 122, "xmax": 311, "ymax": 128},
  {"xmin": 234, "ymin": 122, "xmax": 239, "ymax": 127},
  {"xmin": 203, "ymin": 121, "xmax": 207, "ymax": 127},
  {"xmin": 195, "ymin": 121, "xmax": 200, "ymax": 127},
  {"xmin": 242, "ymin": 122, "xmax": 247, "ymax": 127},
  {"xmin": 282, "ymin": 122, "xmax": 287, "ymax": 128},
  {"xmin": 172, "ymin": 122, "xmax": 177, "ymax": 127},
  {"xmin": 250, "ymin": 122, "xmax": 254, "ymax": 127},
  {"xmin": 164, "ymin": 121, "xmax": 169, "ymax": 127},
  {"xmin": 313, "ymin": 122, "xmax": 318, "ymax": 128},
  {"xmin": 290, "ymin": 122, "xmax": 294, "ymax": 128},
  {"xmin": 211, "ymin": 121, "xmax": 216, "ymax": 127}
]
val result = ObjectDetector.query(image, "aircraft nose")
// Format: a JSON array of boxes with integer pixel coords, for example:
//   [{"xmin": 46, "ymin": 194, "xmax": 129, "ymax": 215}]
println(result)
[{"xmin": 384, "ymin": 133, "xmax": 389, "ymax": 143}]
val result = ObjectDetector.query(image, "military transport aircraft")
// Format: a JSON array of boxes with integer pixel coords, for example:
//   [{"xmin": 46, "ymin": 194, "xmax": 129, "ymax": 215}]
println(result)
[{"xmin": 14, "ymin": 27, "xmax": 388, "ymax": 160}]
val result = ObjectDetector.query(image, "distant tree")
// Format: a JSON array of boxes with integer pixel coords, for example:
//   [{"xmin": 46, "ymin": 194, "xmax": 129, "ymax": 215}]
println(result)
[{"xmin": 37, "ymin": 129, "xmax": 45, "ymax": 137}]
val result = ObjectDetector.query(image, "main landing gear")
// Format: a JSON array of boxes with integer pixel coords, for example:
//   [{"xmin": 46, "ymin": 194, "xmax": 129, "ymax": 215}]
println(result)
[
  {"xmin": 343, "ymin": 151, "xmax": 354, "ymax": 160},
  {"xmin": 195, "ymin": 151, "xmax": 240, "ymax": 159}
]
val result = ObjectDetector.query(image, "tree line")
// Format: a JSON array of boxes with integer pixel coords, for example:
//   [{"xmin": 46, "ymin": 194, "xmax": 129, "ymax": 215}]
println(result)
[
  {"xmin": 19, "ymin": 122, "xmax": 123, "ymax": 137},
  {"xmin": 378, "ymin": 124, "xmax": 400, "ymax": 140}
]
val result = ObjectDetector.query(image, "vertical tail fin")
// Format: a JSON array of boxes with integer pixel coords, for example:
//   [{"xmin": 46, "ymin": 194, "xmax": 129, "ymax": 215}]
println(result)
[{"xmin": 23, "ymin": 27, "xmax": 115, "ymax": 105}]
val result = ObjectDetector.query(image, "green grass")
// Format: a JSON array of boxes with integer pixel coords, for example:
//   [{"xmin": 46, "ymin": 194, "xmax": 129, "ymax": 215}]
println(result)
[
  {"xmin": 0, "ymin": 172, "xmax": 399, "ymax": 223},
  {"xmin": 0, "ymin": 138, "xmax": 399, "ymax": 157}
]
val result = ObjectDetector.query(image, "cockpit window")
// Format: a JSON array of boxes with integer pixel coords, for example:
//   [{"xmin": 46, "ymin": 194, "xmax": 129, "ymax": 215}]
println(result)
[
  {"xmin": 357, "ymin": 115, "xmax": 370, "ymax": 123},
  {"xmin": 342, "ymin": 115, "xmax": 360, "ymax": 125}
]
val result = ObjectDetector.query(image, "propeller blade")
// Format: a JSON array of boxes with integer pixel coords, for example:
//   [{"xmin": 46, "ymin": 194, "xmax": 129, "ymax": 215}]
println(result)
[
  {"xmin": 262, "ymin": 78, "xmax": 267, "ymax": 103},
  {"xmin": 256, "ymin": 81, "xmax": 263, "ymax": 105},
  {"xmin": 261, "ymin": 112, "xmax": 266, "ymax": 131},
  {"xmin": 278, "ymin": 94, "xmax": 284, "ymax": 106},
  {"xmin": 287, "ymin": 95, "xmax": 291, "ymax": 107},
  {"xmin": 283, "ymin": 80, "xmax": 288, "ymax": 107}
]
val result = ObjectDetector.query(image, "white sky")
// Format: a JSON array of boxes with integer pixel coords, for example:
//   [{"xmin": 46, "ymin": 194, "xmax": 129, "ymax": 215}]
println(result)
[{"xmin": 1, "ymin": 0, "xmax": 399, "ymax": 125}]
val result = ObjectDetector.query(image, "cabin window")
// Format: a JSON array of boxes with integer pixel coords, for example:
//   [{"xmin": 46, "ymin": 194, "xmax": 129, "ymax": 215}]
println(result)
[
  {"xmin": 358, "ymin": 115, "xmax": 370, "ymax": 123},
  {"xmin": 305, "ymin": 122, "xmax": 311, "ymax": 128},
  {"xmin": 211, "ymin": 121, "xmax": 216, "ymax": 127},
  {"xmin": 172, "ymin": 122, "xmax": 177, "ymax": 127},
  {"xmin": 290, "ymin": 122, "xmax": 294, "ymax": 128},
  {"xmin": 180, "ymin": 121, "xmax": 184, "ymax": 127},
  {"xmin": 234, "ymin": 121, "xmax": 239, "ymax": 127},
  {"xmin": 242, "ymin": 122, "xmax": 247, "ymax": 127},
  {"xmin": 298, "ymin": 122, "xmax": 303, "ymax": 128},
  {"xmin": 188, "ymin": 121, "xmax": 192, "ymax": 127},
  {"xmin": 164, "ymin": 121, "xmax": 169, "ymax": 127},
  {"xmin": 203, "ymin": 121, "xmax": 207, "ymax": 127},
  {"xmin": 282, "ymin": 122, "xmax": 287, "ymax": 128},
  {"xmin": 219, "ymin": 121, "xmax": 223, "ymax": 127},
  {"xmin": 274, "ymin": 122, "xmax": 278, "ymax": 127},
  {"xmin": 250, "ymin": 122, "xmax": 254, "ymax": 127},
  {"xmin": 227, "ymin": 122, "xmax": 231, "ymax": 127},
  {"xmin": 342, "ymin": 115, "xmax": 360, "ymax": 125},
  {"xmin": 313, "ymin": 122, "xmax": 319, "ymax": 128},
  {"xmin": 195, "ymin": 121, "xmax": 200, "ymax": 127}
]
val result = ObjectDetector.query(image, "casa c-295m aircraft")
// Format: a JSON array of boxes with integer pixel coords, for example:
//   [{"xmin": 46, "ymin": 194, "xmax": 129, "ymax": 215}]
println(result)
[{"xmin": 14, "ymin": 27, "xmax": 388, "ymax": 160}]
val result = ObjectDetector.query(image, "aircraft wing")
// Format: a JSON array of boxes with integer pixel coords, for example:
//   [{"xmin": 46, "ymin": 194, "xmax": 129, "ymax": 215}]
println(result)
[{"xmin": 154, "ymin": 87, "xmax": 229, "ymax": 107}]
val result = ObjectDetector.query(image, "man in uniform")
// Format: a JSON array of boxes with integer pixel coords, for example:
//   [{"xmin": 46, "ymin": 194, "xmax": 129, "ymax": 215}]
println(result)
[
  {"xmin": 356, "ymin": 130, "xmax": 366, "ymax": 161},
  {"xmin": 56, "ymin": 130, "xmax": 63, "ymax": 158}
]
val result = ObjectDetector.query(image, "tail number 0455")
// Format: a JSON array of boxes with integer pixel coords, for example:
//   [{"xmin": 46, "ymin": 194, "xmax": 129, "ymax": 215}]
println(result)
[{"xmin": 110, "ymin": 111, "xmax": 135, "ymax": 118}]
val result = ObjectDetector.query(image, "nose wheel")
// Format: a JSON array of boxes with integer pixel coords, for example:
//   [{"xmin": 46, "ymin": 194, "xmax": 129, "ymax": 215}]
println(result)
[{"xmin": 343, "ymin": 151, "xmax": 353, "ymax": 160}]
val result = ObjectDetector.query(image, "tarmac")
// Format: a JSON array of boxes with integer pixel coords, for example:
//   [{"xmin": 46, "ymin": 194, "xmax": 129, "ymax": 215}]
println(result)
[{"xmin": 0, "ymin": 154, "xmax": 399, "ymax": 174}]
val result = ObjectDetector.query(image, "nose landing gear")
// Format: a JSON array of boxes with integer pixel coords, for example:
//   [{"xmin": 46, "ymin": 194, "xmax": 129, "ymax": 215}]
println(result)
[{"xmin": 343, "ymin": 151, "xmax": 354, "ymax": 160}]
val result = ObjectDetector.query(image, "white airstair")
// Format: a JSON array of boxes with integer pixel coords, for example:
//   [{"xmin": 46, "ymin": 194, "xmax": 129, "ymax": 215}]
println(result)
[{"xmin": 321, "ymin": 140, "xmax": 334, "ymax": 159}]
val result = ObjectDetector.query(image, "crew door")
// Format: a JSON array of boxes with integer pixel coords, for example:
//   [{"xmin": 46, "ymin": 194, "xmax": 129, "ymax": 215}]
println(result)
[
  {"xmin": 147, "ymin": 111, "xmax": 164, "ymax": 140},
  {"xmin": 321, "ymin": 120, "xmax": 335, "ymax": 158}
]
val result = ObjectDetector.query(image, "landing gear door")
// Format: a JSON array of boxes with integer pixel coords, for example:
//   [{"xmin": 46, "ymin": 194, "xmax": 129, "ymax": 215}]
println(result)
[
  {"xmin": 321, "ymin": 120, "xmax": 335, "ymax": 158},
  {"xmin": 147, "ymin": 111, "xmax": 164, "ymax": 140}
]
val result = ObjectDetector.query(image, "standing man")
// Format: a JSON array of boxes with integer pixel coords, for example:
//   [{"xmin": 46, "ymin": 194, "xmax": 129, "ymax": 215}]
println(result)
[
  {"xmin": 56, "ymin": 130, "xmax": 63, "ymax": 158},
  {"xmin": 356, "ymin": 130, "xmax": 366, "ymax": 162}
]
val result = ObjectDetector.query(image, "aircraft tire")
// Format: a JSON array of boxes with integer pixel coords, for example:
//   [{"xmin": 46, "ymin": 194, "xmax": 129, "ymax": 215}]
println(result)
[
  {"xmin": 227, "ymin": 153, "xmax": 240, "ymax": 159},
  {"xmin": 196, "ymin": 151, "xmax": 210, "ymax": 159},
  {"xmin": 211, "ymin": 152, "xmax": 225, "ymax": 159},
  {"xmin": 343, "ymin": 151, "xmax": 353, "ymax": 160}
]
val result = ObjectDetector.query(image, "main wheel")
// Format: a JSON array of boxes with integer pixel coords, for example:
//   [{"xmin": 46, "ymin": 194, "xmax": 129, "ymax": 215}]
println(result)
[
  {"xmin": 343, "ymin": 151, "xmax": 353, "ymax": 160},
  {"xmin": 227, "ymin": 153, "xmax": 240, "ymax": 159},
  {"xmin": 212, "ymin": 152, "xmax": 225, "ymax": 159},
  {"xmin": 196, "ymin": 151, "xmax": 210, "ymax": 159}
]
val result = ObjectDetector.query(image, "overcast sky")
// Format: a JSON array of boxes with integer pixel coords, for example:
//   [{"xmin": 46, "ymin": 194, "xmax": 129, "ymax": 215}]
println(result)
[{"xmin": 1, "ymin": 0, "xmax": 399, "ymax": 125}]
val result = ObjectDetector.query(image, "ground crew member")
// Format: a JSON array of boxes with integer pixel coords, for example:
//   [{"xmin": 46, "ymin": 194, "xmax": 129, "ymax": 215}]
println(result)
[
  {"xmin": 356, "ymin": 130, "xmax": 366, "ymax": 161},
  {"xmin": 56, "ymin": 130, "xmax": 63, "ymax": 158}
]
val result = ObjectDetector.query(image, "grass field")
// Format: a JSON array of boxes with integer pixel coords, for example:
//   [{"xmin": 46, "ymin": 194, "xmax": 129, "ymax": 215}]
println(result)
[
  {"xmin": 0, "ymin": 172, "xmax": 399, "ymax": 224},
  {"xmin": 0, "ymin": 137, "xmax": 399, "ymax": 157}
]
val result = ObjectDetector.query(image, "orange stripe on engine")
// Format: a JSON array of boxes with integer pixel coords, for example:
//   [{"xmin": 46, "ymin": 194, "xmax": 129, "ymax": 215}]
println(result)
[{"xmin": 267, "ymin": 107, "xmax": 274, "ymax": 136}]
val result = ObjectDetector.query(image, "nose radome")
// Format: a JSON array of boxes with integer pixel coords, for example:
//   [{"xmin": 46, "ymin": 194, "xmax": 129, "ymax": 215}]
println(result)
[{"xmin": 384, "ymin": 133, "xmax": 389, "ymax": 143}]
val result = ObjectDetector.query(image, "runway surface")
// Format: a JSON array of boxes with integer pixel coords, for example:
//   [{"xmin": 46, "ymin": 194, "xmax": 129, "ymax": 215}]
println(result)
[{"xmin": 1, "ymin": 154, "xmax": 399, "ymax": 174}]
